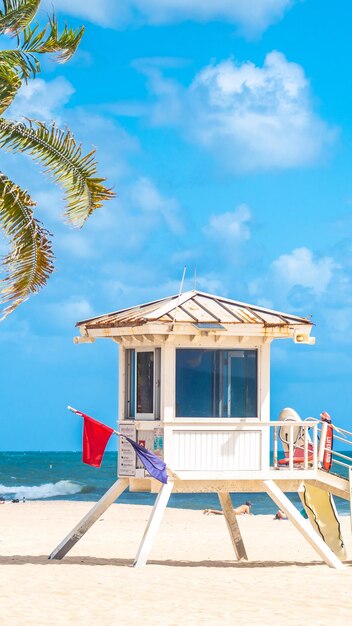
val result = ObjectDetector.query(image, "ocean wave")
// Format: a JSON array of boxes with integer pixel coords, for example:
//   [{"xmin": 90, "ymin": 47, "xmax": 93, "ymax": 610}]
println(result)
[{"xmin": 0, "ymin": 480, "xmax": 83, "ymax": 500}]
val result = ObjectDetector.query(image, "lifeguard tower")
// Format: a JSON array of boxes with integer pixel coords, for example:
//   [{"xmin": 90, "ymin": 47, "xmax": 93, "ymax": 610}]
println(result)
[{"xmin": 50, "ymin": 290, "xmax": 352, "ymax": 568}]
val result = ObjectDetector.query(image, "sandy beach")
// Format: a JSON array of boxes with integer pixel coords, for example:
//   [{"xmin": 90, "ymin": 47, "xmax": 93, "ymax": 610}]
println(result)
[{"xmin": 0, "ymin": 501, "xmax": 352, "ymax": 625}]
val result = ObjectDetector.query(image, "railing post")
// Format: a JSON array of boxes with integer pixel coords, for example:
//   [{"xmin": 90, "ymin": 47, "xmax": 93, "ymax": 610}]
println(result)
[
  {"xmin": 304, "ymin": 423, "xmax": 308, "ymax": 469},
  {"xmin": 289, "ymin": 425, "xmax": 294, "ymax": 469},
  {"xmin": 273, "ymin": 425, "xmax": 278, "ymax": 469},
  {"xmin": 313, "ymin": 423, "xmax": 318, "ymax": 471}
]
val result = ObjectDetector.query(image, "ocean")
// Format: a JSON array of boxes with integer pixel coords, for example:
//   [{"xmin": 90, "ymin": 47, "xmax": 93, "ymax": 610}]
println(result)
[{"xmin": 0, "ymin": 451, "xmax": 350, "ymax": 515}]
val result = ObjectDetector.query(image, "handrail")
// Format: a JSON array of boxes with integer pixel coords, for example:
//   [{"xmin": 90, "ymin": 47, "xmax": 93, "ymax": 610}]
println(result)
[
  {"xmin": 301, "ymin": 419, "xmax": 352, "ymax": 476},
  {"xmin": 333, "ymin": 434, "xmax": 352, "ymax": 445},
  {"xmin": 272, "ymin": 418, "xmax": 352, "ymax": 476}
]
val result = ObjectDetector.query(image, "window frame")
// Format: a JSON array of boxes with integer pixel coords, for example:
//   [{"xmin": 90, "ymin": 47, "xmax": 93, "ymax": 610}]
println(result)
[
  {"xmin": 175, "ymin": 347, "xmax": 258, "ymax": 420},
  {"xmin": 125, "ymin": 347, "xmax": 161, "ymax": 421},
  {"xmin": 135, "ymin": 348, "xmax": 155, "ymax": 419}
]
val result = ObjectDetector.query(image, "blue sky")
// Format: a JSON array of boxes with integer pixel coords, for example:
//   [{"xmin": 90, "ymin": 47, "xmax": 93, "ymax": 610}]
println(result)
[{"xmin": 1, "ymin": 0, "xmax": 352, "ymax": 450}]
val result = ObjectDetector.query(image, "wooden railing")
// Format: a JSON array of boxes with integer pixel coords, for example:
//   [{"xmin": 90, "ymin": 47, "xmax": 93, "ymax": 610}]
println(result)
[
  {"xmin": 271, "ymin": 420, "xmax": 319, "ymax": 471},
  {"xmin": 272, "ymin": 418, "xmax": 352, "ymax": 475}
]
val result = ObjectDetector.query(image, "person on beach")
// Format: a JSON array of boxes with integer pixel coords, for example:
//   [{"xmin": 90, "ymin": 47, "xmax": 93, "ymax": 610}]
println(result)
[
  {"xmin": 273, "ymin": 509, "xmax": 287, "ymax": 520},
  {"xmin": 203, "ymin": 500, "xmax": 253, "ymax": 516}
]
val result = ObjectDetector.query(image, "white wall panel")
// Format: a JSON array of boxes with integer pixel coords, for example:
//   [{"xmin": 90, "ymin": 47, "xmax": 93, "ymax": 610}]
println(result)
[{"xmin": 172, "ymin": 430, "xmax": 261, "ymax": 471}]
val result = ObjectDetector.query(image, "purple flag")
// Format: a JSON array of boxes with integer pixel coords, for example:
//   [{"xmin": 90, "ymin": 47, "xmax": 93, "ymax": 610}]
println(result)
[{"xmin": 124, "ymin": 436, "xmax": 168, "ymax": 484}]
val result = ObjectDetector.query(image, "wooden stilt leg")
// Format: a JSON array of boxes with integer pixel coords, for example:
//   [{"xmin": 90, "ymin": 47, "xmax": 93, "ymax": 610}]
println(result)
[
  {"xmin": 264, "ymin": 480, "xmax": 344, "ymax": 569},
  {"xmin": 49, "ymin": 477, "xmax": 129, "ymax": 560},
  {"xmin": 133, "ymin": 480, "xmax": 174, "ymax": 568},
  {"xmin": 218, "ymin": 492, "xmax": 248, "ymax": 561}
]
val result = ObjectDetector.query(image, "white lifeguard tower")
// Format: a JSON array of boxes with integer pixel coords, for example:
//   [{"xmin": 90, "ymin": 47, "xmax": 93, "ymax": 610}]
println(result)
[{"xmin": 50, "ymin": 290, "xmax": 352, "ymax": 568}]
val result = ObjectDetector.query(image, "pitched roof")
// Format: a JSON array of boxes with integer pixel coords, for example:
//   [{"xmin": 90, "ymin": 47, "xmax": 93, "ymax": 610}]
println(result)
[{"xmin": 77, "ymin": 290, "xmax": 312, "ymax": 331}]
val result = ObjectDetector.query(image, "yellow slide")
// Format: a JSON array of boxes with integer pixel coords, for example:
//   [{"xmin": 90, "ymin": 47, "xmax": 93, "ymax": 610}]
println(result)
[
  {"xmin": 302, "ymin": 483, "xmax": 347, "ymax": 561},
  {"xmin": 278, "ymin": 408, "xmax": 346, "ymax": 561}
]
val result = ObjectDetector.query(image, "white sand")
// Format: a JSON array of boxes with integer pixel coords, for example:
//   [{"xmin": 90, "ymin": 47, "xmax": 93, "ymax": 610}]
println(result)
[{"xmin": 1, "ymin": 501, "xmax": 352, "ymax": 625}]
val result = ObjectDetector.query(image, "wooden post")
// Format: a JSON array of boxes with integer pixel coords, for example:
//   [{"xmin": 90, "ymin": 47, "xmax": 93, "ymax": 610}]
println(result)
[
  {"xmin": 218, "ymin": 492, "xmax": 248, "ymax": 560},
  {"xmin": 49, "ymin": 477, "xmax": 129, "ymax": 560},
  {"xmin": 264, "ymin": 479, "xmax": 344, "ymax": 569},
  {"xmin": 133, "ymin": 480, "xmax": 174, "ymax": 568}
]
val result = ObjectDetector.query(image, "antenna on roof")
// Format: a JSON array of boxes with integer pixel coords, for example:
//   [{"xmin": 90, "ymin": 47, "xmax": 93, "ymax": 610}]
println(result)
[
  {"xmin": 171, "ymin": 266, "xmax": 186, "ymax": 330},
  {"xmin": 194, "ymin": 267, "xmax": 197, "ymax": 289}
]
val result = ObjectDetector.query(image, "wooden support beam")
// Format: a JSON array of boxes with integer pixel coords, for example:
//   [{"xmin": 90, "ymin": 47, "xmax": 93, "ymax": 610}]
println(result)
[
  {"xmin": 49, "ymin": 478, "xmax": 129, "ymax": 560},
  {"xmin": 218, "ymin": 492, "xmax": 248, "ymax": 560},
  {"xmin": 120, "ymin": 336, "xmax": 133, "ymax": 345},
  {"xmin": 264, "ymin": 479, "xmax": 344, "ymax": 569},
  {"xmin": 133, "ymin": 480, "xmax": 174, "ymax": 568},
  {"xmin": 136, "ymin": 334, "xmax": 155, "ymax": 343},
  {"xmin": 305, "ymin": 472, "xmax": 350, "ymax": 500},
  {"xmin": 73, "ymin": 336, "xmax": 95, "ymax": 344}
]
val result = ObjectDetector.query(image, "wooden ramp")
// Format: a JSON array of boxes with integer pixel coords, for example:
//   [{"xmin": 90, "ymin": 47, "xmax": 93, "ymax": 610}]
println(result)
[{"xmin": 306, "ymin": 469, "xmax": 350, "ymax": 500}]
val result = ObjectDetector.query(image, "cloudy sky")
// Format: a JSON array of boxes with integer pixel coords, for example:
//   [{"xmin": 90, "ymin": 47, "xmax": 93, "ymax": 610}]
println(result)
[{"xmin": 1, "ymin": 0, "xmax": 352, "ymax": 449}]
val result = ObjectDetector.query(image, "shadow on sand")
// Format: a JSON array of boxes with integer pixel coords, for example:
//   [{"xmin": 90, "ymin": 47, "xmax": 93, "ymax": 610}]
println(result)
[{"xmin": 0, "ymin": 555, "xmax": 346, "ymax": 568}]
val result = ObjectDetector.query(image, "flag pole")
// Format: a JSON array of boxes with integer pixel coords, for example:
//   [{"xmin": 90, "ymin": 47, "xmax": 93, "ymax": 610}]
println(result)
[
  {"xmin": 67, "ymin": 405, "xmax": 177, "ymax": 481},
  {"xmin": 67, "ymin": 405, "xmax": 120, "ymax": 436},
  {"xmin": 67, "ymin": 404, "xmax": 151, "ymax": 440}
]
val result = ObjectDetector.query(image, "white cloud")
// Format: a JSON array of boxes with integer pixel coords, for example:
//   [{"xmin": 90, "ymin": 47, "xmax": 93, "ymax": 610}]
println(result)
[
  {"xmin": 204, "ymin": 204, "xmax": 251, "ymax": 242},
  {"xmin": 7, "ymin": 77, "xmax": 75, "ymax": 122},
  {"xmin": 246, "ymin": 246, "xmax": 340, "ymax": 322},
  {"xmin": 41, "ymin": 0, "xmax": 118, "ymax": 27},
  {"xmin": 101, "ymin": 266, "xmax": 190, "ymax": 308},
  {"xmin": 69, "ymin": 110, "xmax": 141, "ymax": 182},
  {"xmin": 49, "ymin": 0, "xmax": 294, "ymax": 35},
  {"xmin": 141, "ymin": 51, "xmax": 336, "ymax": 171},
  {"xmin": 58, "ymin": 232, "xmax": 93, "ymax": 259},
  {"xmin": 271, "ymin": 247, "xmax": 337, "ymax": 296},
  {"xmin": 191, "ymin": 52, "xmax": 335, "ymax": 170},
  {"xmin": 0, "ymin": 318, "xmax": 31, "ymax": 344},
  {"xmin": 32, "ymin": 189, "xmax": 63, "ymax": 223},
  {"xmin": 195, "ymin": 273, "xmax": 227, "ymax": 295},
  {"xmin": 51, "ymin": 297, "xmax": 94, "ymax": 325},
  {"xmin": 130, "ymin": 177, "xmax": 184, "ymax": 234},
  {"xmin": 171, "ymin": 248, "xmax": 199, "ymax": 264}
]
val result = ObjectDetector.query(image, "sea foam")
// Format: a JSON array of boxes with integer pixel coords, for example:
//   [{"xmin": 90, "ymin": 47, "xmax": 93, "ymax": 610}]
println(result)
[{"xmin": 0, "ymin": 480, "xmax": 83, "ymax": 500}]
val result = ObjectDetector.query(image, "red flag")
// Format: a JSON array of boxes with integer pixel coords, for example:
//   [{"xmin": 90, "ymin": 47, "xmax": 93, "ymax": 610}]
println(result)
[{"xmin": 81, "ymin": 412, "xmax": 114, "ymax": 467}]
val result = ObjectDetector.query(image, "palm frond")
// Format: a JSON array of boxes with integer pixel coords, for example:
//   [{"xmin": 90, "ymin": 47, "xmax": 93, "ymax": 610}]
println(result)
[
  {"xmin": 0, "ymin": 13, "xmax": 84, "ymax": 82},
  {"xmin": 0, "ymin": 48, "xmax": 40, "ymax": 79},
  {"xmin": 0, "ymin": 0, "xmax": 41, "ymax": 35},
  {"xmin": 0, "ymin": 170, "xmax": 54, "ymax": 319},
  {"xmin": 0, "ymin": 63, "xmax": 21, "ymax": 112},
  {"xmin": 0, "ymin": 119, "xmax": 115, "ymax": 227},
  {"xmin": 21, "ymin": 16, "xmax": 84, "ymax": 64}
]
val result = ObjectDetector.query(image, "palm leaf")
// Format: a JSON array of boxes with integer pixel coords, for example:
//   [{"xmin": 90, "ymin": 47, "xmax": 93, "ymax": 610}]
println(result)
[
  {"xmin": 0, "ymin": 119, "xmax": 115, "ymax": 226},
  {"xmin": 0, "ymin": 48, "xmax": 39, "ymax": 79},
  {"xmin": 0, "ymin": 0, "xmax": 41, "ymax": 35},
  {"xmin": 0, "ymin": 11, "xmax": 84, "ymax": 82},
  {"xmin": 0, "ymin": 17, "xmax": 83, "ymax": 81},
  {"xmin": 0, "ymin": 171, "xmax": 54, "ymax": 319},
  {"xmin": 0, "ymin": 63, "xmax": 21, "ymax": 113},
  {"xmin": 22, "ymin": 16, "xmax": 84, "ymax": 64}
]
